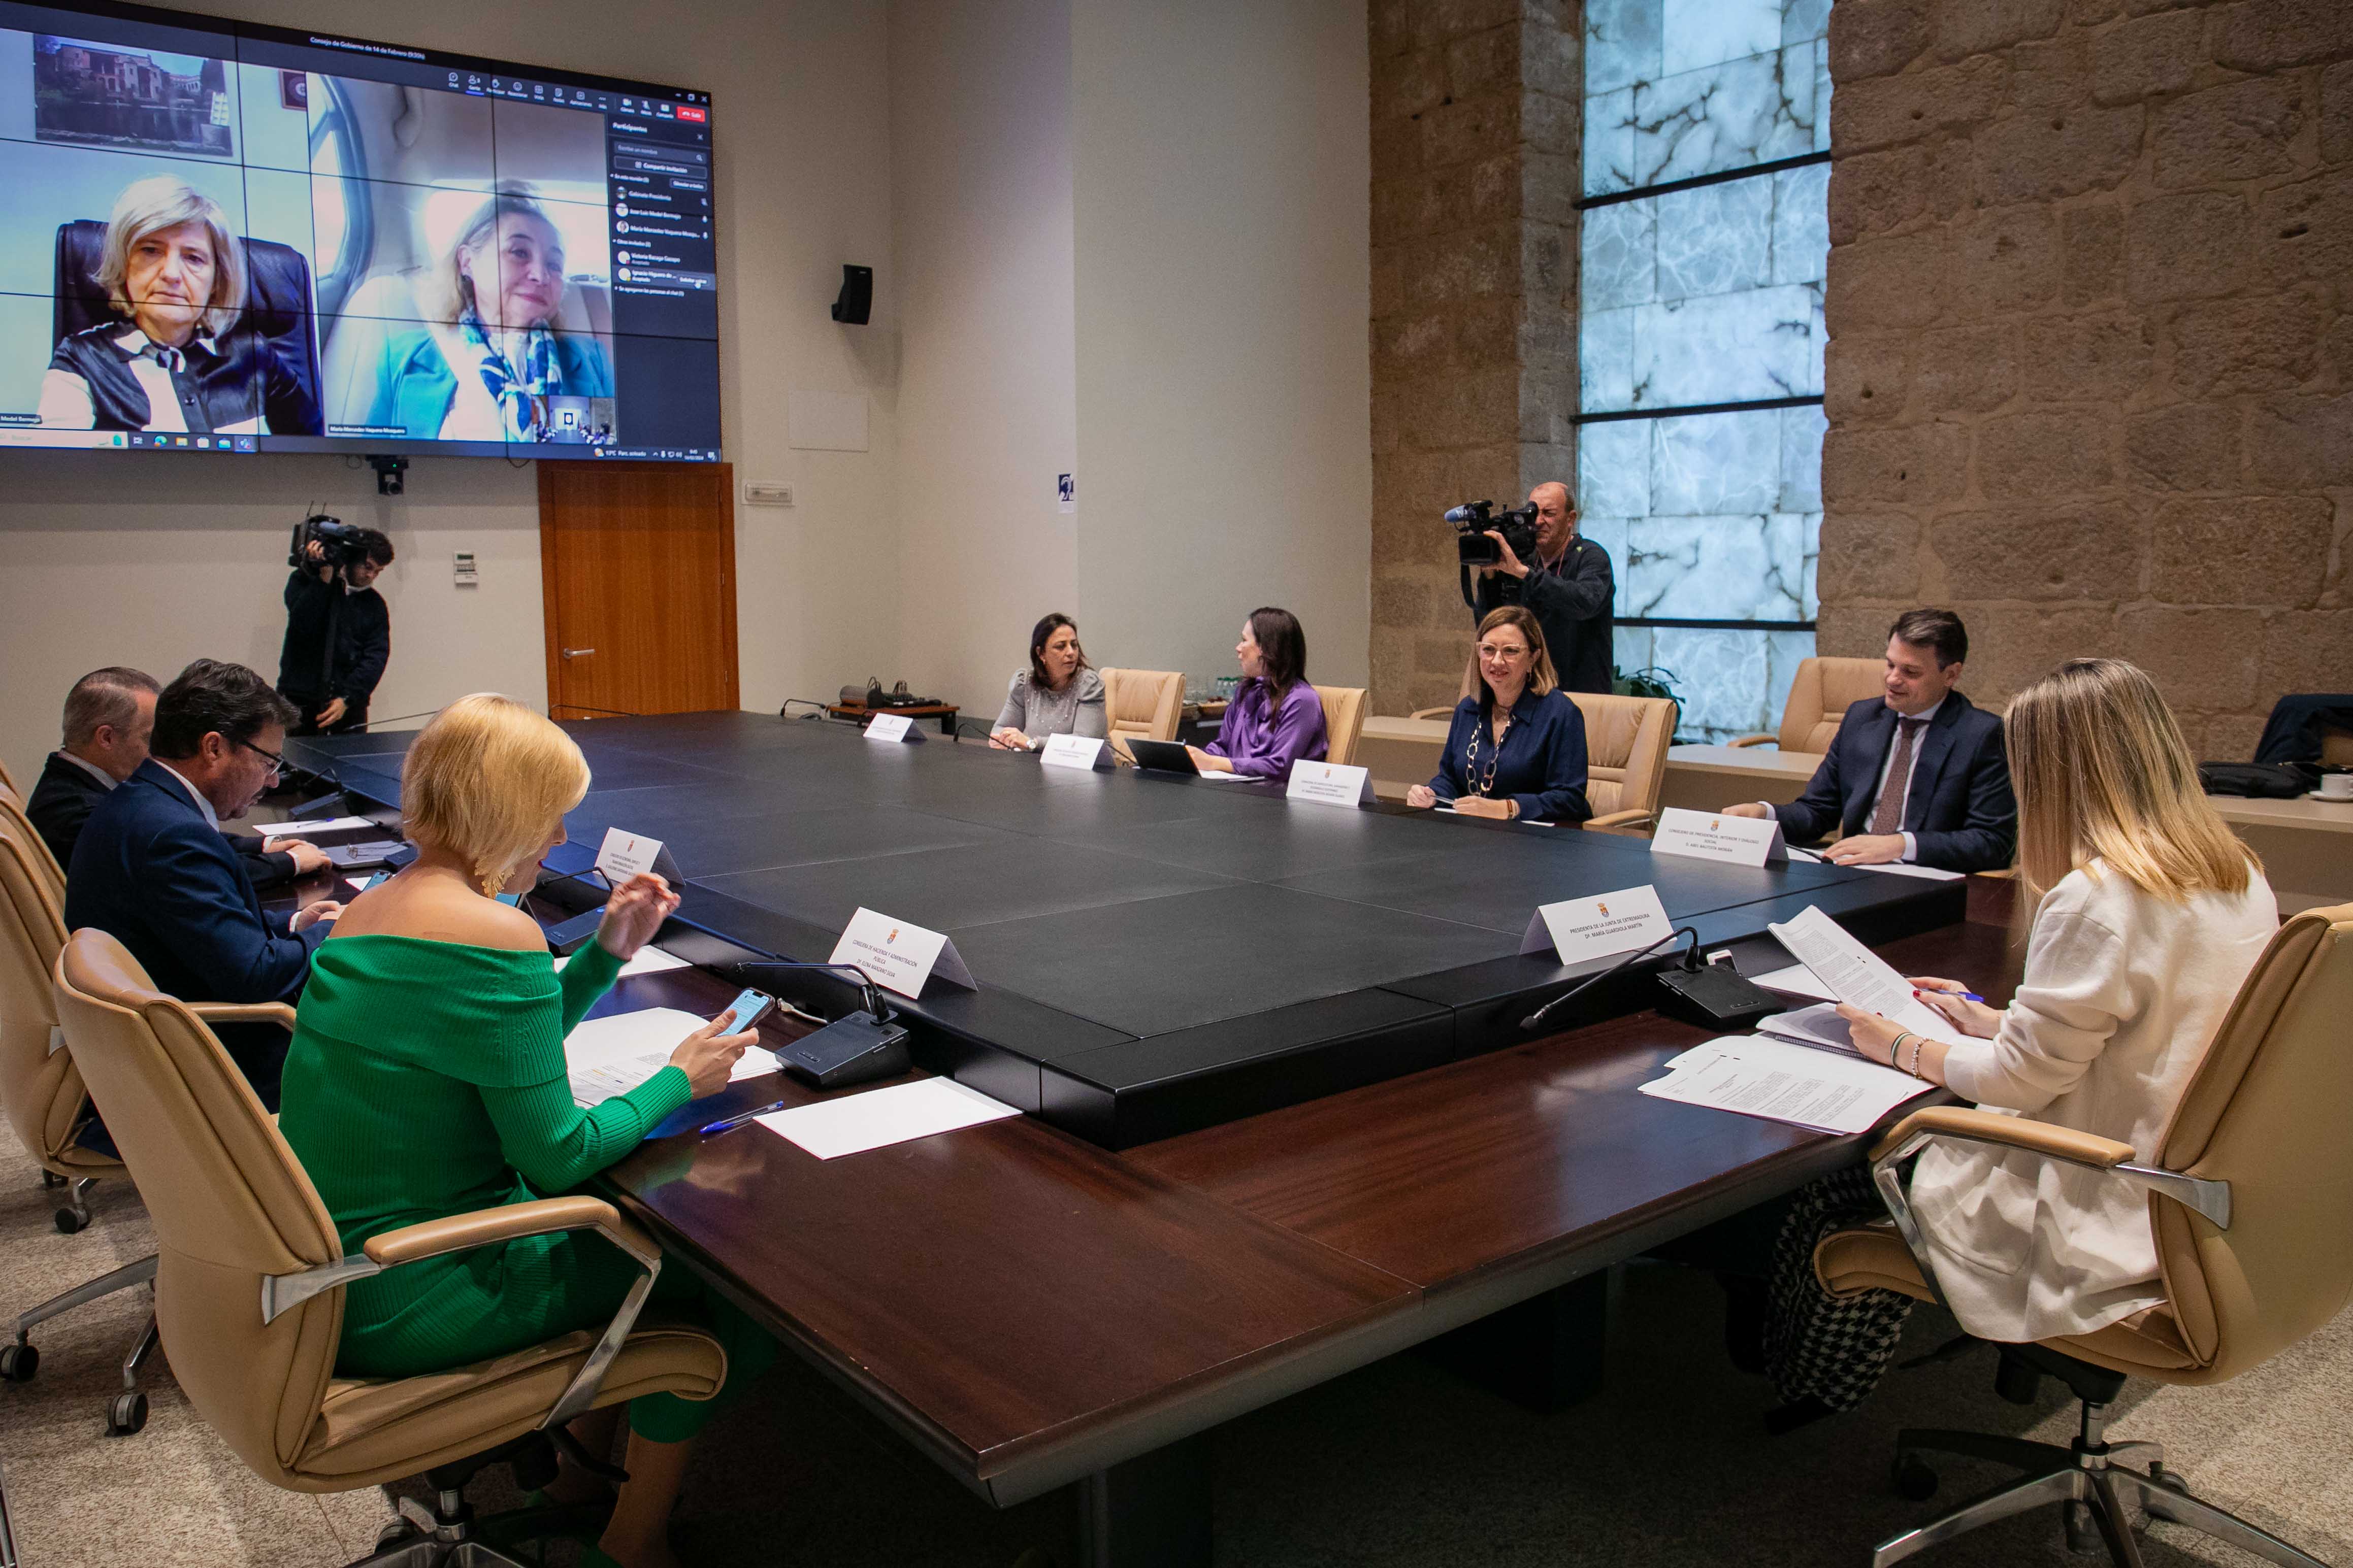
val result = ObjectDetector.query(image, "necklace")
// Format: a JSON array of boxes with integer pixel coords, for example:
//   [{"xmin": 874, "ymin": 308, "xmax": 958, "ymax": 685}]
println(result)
[{"xmin": 1463, "ymin": 703, "xmax": 1515, "ymax": 795}]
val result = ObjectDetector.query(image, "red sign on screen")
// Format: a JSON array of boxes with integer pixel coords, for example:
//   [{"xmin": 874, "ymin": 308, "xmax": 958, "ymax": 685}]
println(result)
[{"xmin": 676, "ymin": 105, "xmax": 706, "ymax": 122}]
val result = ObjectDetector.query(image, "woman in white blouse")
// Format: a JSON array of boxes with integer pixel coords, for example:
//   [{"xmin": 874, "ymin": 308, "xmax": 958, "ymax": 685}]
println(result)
[{"xmin": 1766, "ymin": 658, "xmax": 2274, "ymax": 1416}]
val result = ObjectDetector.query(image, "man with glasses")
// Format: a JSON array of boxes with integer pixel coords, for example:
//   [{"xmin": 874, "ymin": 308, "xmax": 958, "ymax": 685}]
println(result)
[{"xmin": 66, "ymin": 659, "xmax": 342, "ymax": 1109}]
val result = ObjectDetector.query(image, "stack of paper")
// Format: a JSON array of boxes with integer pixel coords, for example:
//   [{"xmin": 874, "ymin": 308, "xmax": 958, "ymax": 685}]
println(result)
[
  {"xmin": 1755, "ymin": 1002, "xmax": 1857, "ymax": 1054},
  {"xmin": 563, "ymin": 1007, "xmax": 776, "ymax": 1108},
  {"xmin": 1640, "ymin": 1035, "xmax": 1932, "ymax": 1135}
]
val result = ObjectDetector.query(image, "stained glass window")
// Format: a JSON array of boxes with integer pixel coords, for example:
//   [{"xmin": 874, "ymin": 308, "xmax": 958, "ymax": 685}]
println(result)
[{"xmin": 1577, "ymin": 0, "xmax": 1832, "ymax": 742}]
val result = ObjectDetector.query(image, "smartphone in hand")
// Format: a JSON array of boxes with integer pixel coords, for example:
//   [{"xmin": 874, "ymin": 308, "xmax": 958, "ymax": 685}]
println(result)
[{"xmin": 712, "ymin": 987, "xmax": 777, "ymax": 1036}]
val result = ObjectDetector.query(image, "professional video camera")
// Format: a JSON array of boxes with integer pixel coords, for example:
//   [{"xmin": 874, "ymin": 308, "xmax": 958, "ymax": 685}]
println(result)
[
  {"xmin": 288, "ymin": 514, "xmax": 371, "ymax": 573},
  {"xmin": 1446, "ymin": 500, "xmax": 1541, "ymax": 566}
]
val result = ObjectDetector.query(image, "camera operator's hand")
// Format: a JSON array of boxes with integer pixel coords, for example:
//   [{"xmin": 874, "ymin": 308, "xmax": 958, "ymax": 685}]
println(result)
[
  {"xmin": 303, "ymin": 538, "xmax": 336, "ymax": 581},
  {"xmin": 1486, "ymin": 530, "xmax": 1531, "ymax": 579},
  {"xmin": 316, "ymin": 696, "xmax": 348, "ymax": 728}
]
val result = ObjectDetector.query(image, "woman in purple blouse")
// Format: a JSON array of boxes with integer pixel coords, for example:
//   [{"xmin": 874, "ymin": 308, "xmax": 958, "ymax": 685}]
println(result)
[{"xmin": 1188, "ymin": 607, "xmax": 1329, "ymax": 784}]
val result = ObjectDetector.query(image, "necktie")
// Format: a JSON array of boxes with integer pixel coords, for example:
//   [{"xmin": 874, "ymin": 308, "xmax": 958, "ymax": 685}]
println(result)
[{"xmin": 1869, "ymin": 717, "xmax": 1924, "ymax": 836}]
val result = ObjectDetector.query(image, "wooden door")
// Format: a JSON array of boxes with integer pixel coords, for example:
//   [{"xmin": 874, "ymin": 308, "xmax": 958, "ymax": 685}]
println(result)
[{"xmin": 540, "ymin": 462, "xmax": 740, "ymax": 721}]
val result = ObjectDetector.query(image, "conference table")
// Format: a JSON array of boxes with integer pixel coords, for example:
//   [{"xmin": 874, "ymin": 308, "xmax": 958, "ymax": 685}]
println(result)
[
  {"xmin": 265, "ymin": 718, "xmax": 2019, "ymax": 1566},
  {"xmin": 564, "ymin": 894, "xmax": 2017, "ymax": 1566}
]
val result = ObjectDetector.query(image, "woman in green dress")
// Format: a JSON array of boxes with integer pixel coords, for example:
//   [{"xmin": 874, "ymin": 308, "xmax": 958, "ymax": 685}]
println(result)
[{"xmin": 278, "ymin": 694, "xmax": 772, "ymax": 1568}]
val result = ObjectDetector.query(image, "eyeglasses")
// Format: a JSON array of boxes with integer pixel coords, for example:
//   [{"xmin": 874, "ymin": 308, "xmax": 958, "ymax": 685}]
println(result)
[
  {"xmin": 237, "ymin": 737, "xmax": 285, "ymax": 778},
  {"xmin": 1476, "ymin": 643, "xmax": 1530, "ymax": 660}
]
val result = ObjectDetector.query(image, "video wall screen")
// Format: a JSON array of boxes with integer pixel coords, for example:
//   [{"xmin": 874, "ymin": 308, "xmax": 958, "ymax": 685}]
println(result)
[{"xmin": 0, "ymin": 0, "xmax": 720, "ymax": 462}]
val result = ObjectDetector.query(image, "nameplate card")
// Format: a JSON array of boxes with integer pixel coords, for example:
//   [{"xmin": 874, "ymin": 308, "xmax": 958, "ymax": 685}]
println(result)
[
  {"xmin": 1286, "ymin": 759, "xmax": 1375, "ymax": 808},
  {"xmin": 829, "ymin": 906, "xmax": 976, "ymax": 1000},
  {"xmin": 1520, "ymin": 883, "xmax": 1674, "ymax": 962},
  {"xmin": 1039, "ymin": 733, "xmax": 1112, "ymax": 772},
  {"xmin": 864, "ymin": 712, "xmax": 925, "ymax": 743},
  {"xmin": 595, "ymin": 827, "xmax": 682, "ymax": 885},
  {"xmin": 1650, "ymin": 806, "xmax": 1786, "ymax": 866}
]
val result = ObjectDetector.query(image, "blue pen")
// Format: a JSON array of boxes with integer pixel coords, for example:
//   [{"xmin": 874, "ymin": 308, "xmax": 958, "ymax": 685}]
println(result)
[
  {"xmin": 699, "ymin": 1099, "xmax": 786, "ymax": 1136},
  {"xmin": 1916, "ymin": 985, "xmax": 1985, "ymax": 1004}
]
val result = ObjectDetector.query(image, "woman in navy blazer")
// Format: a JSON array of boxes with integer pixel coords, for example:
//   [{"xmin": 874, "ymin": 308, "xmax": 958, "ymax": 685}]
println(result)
[{"xmin": 1408, "ymin": 607, "xmax": 1592, "ymax": 825}]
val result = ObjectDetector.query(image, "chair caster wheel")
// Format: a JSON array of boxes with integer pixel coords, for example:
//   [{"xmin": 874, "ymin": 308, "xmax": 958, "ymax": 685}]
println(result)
[
  {"xmin": 375, "ymin": 1520, "xmax": 421, "ymax": 1550},
  {"xmin": 54, "ymin": 1207, "xmax": 89, "ymax": 1234},
  {"xmin": 2063, "ymin": 1498, "xmax": 2103, "ymax": 1554},
  {"xmin": 106, "ymin": 1391, "xmax": 147, "ymax": 1436},
  {"xmin": 42, "ymin": 1171, "xmax": 67, "ymax": 1189},
  {"xmin": 0, "ymin": 1343, "xmax": 37, "ymax": 1382},
  {"xmin": 2150, "ymin": 1463, "xmax": 2191, "ymax": 1497},
  {"xmin": 1891, "ymin": 1452, "xmax": 1938, "ymax": 1502}
]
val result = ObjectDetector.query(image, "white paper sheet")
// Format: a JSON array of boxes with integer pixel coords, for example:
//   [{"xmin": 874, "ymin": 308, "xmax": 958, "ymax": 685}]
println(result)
[
  {"xmin": 258, "ymin": 815, "xmax": 378, "ymax": 836},
  {"xmin": 554, "ymin": 944, "xmax": 692, "ymax": 978},
  {"xmin": 1639, "ymin": 1035, "xmax": 1931, "ymax": 1135},
  {"xmin": 564, "ymin": 1006, "xmax": 775, "ymax": 1107},
  {"xmin": 1751, "ymin": 961, "xmax": 1839, "ymax": 1002},
  {"xmin": 1853, "ymin": 861, "xmax": 1966, "ymax": 881},
  {"xmin": 1766, "ymin": 905, "xmax": 1951, "ymax": 1041},
  {"xmin": 1196, "ymin": 770, "xmax": 1256, "ymax": 782},
  {"xmin": 756, "ymin": 1077, "xmax": 1021, "ymax": 1159}
]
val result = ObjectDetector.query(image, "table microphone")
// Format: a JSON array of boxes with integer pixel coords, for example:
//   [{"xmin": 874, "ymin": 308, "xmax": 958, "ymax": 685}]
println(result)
[
  {"xmin": 728, "ymin": 960, "xmax": 911, "ymax": 1089},
  {"xmin": 1519, "ymin": 926, "xmax": 1698, "ymax": 1034}
]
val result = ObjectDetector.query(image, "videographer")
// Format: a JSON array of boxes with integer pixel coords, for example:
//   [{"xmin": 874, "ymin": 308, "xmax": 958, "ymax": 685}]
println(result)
[
  {"xmin": 1459, "ymin": 481, "xmax": 1615, "ymax": 695},
  {"xmin": 277, "ymin": 518, "xmax": 395, "ymax": 735}
]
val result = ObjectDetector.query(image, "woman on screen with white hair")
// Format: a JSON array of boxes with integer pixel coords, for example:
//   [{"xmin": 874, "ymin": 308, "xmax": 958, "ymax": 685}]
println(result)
[
  {"xmin": 363, "ymin": 184, "xmax": 613, "ymax": 441},
  {"xmin": 39, "ymin": 175, "xmax": 319, "ymax": 436}
]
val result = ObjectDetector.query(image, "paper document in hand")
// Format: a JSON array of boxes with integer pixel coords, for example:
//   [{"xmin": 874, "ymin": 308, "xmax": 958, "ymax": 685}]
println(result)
[
  {"xmin": 261, "ymin": 815, "xmax": 379, "ymax": 836},
  {"xmin": 1640, "ymin": 1035, "xmax": 1931, "ymax": 1135},
  {"xmin": 1765, "ymin": 904, "xmax": 1950, "ymax": 1041},
  {"xmin": 564, "ymin": 1007, "xmax": 775, "ymax": 1108},
  {"xmin": 1751, "ymin": 961, "xmax": 1838, "ymax": 1002},
  {"xmin": 1754, "ymin": 1003, "xmax": 1857, "ymax": 1054},
  {"xmin": 757, "ymin": 1077, "xmax": 1020, "ymax": 1159}
]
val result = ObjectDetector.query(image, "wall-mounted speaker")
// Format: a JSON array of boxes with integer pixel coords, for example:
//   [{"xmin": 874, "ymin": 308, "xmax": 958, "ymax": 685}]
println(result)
[{"xmin": 831, "ymin": 264, "xmax": 873, "ymax": 325}]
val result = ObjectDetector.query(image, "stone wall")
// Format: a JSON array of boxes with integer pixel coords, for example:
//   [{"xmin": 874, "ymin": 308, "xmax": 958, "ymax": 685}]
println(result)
[
  {"xmin": 1366, "ymin": 0, "xmax": 1582, "ymax": 717},
  {"xmin": 1817, "ymin": 0, "xmax": 2353, "ymax": 758}
]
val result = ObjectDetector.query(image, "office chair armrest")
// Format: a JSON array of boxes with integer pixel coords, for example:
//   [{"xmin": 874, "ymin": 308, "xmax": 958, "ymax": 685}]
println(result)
[
  {"xmin": 1868, "ymin": 1106, "xmax": 2133, "ymax": 1171},
  {"xmin": 1858, "ymin": 1107, "xmax": 2232, "ymax": 1316},
  {"xmin": 266, "ymin": 1195, "xmax": 667, "ymax": 1430},
  {"xmin": 1725, "ymin": 733, "xmax": 1775, "ymax": 749},
  {"xmin": 186, "ymin": 1001, "xmax": 299, "ymax": 1034},
  {"xmin": 1408, "ymin": 707, "xmax": 1452, "ymax": 720},
  {"xmin": 361, "ymin": 1195, "xmax": 649, "ymax": 1267},
  {"xmin": 1584, "ymin": 808, "xmax": 1654, "ymax": 831}
]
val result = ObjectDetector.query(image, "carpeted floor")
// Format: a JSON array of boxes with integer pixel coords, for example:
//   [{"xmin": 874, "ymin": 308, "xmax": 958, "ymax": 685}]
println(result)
[{"xmin": 5, "ymin": 1122, "xmax": 2349, "ymax": 1568}]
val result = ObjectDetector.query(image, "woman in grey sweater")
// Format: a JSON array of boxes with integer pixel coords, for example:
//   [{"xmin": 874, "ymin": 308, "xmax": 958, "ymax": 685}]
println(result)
[{"xmin": 991, "ymin": 613, "xmax": 1107, "ymax": 748}]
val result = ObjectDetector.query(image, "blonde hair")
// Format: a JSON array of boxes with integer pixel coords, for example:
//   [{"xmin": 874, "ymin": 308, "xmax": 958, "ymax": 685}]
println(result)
[
  {"xmin": 2007, "ymin": 658, "xmax": 2257, "ymax": 903},
  {"xmin": 401, "ymin": 695, "xmax": 590, "ymax": 896},
  {"xmin": 427, "ymin": 184, "xmax": 565, "ymax": 328},
  {"xmin": 1474, "ymin": 605, "xmax": 1557, "ymax": 703},
  {"xmin": 94, "ymin": 177, "xmax": 249, "ymax": 340}
]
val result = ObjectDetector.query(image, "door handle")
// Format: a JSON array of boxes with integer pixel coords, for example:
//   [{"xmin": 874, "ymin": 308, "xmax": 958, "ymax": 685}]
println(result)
[{"xmin": 561, "ymin": 647, "xmax": 596, "ymax": 658}]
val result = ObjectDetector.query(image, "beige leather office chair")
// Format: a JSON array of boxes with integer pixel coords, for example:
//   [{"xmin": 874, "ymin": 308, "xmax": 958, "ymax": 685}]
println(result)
[
  {"xmin": 1729, "ymin": 656, "xmax": 1884, "ymax": 754},
  {"xmin": 1099, "ymin": 669, "xmax": 1185, "ymax": 761},
  {"xmin": 1816, "ymin": 900, "xmax": 2353, "ymax": 1567},
  {"xmin": 0, "ymin": 788, "xmax": 64, "ymax": 904},
  {"xmin": 0, "ymin": 754, "xmax": 18, "ymax": 797},
  {"xmin": 1408, "ymin": 649, "xmax": 1482, "ymax": 720},
  {"xmin": 1314, "ymin": 685, "xmax": 1368, "ymax": 768},
  {"xmin": 52, "ymin": 928, "xmax": 729, "ymax": 1562},
  {"xmin": 0, "ymin": 818, "xmax": 159, "ymax": 1427},
  {"xmin": 1565, "ymin": 692, "xmax": 1676, "ymax": 831}
]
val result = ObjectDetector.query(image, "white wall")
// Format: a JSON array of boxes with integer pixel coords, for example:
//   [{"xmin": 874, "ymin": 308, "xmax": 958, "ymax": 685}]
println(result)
[
  {"xmin": 0, "ymin": 0, "xmax": 898, "ymax": 783},
  {"xmin": 889, "ymin": 0, "xmax": 1079, "ymax": 722},
  {"xmin": 1070, "ymin": 0, "xmax": 1371, "ymax": 691}
]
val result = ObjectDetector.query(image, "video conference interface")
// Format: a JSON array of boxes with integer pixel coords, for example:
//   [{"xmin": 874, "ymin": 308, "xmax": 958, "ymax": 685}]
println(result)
[{"xmin": 0, "ymin": 0, "xmax": 722, "ymax": 461}]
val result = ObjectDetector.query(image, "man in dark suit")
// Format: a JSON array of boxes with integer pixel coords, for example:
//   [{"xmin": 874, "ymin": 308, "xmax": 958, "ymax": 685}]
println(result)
[
  {"xmin": 66, "ymin": 660, "xmax": 343, "ymax": 1107},
  {"xmin": 1461, "ymin": 481, "xmax": 1615, "ymax": 694},
  {"xmin": 1723, "ymin": 608, "xmax": 2016, "ymax": 874},
  {"xmin": 28, "ymin": 666, "xmax": 328, "ymax": 889}
]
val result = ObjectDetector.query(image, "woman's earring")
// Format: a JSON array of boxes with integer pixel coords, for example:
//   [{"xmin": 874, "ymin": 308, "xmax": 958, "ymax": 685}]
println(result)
[{"xmin": 480, "ymin": 866, "xmax": 509, "ymax": 899}]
